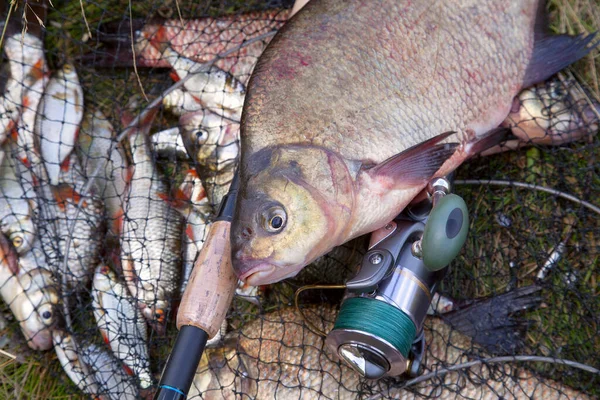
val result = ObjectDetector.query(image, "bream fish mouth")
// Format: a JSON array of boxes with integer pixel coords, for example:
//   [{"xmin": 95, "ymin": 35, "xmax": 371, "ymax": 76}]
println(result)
[{"xmin": 234, "ymin": 256, "xmax": 303, "ymax": 286}]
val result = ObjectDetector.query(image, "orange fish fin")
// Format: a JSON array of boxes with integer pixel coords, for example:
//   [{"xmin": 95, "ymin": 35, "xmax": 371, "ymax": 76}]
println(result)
[
  {"xmin": 159, "ymin": 190, "xmax": 190, "ymax": 216},
  {"xmin": 60, "ymin": 157, "xmax": 71, "ymax": 172},
  {"xmin": 185, "ymin": 224, "xmax": 195, "ymax": 241},
  {"xmin": 51, "ymin": 184, "xmax": 87, "ymax": 210},
  {"xmin": 0, "ymin": 234, "xmax": 19, "ymax": 275},
  {"xmin": 112, "ymin": 208, "xmax": 124, "ymax": 237},
  {"xmin": 367, "ymin": 131, "xmax": 458, "ymax": 189},
  {"xmin": 100, "ymin": 330, "xmax": 110, "ymax": 345},
  {"xmin": 169, "ymin": 71, "xmax": 180, "ymax": 82},
  {"xmin": 148, "ymin": 26, "xmax": 169, "ymax": 52},
  {"xmin": 186, "ymin": 168, "xmax": 198, "ymax": 177},
  {"xmin": 29, "ymin": 59, "xmax": 45, "ymax": 80},
  {"xmin": 122, "ymin": 364, "xmax": 134, "ymax": 376}
]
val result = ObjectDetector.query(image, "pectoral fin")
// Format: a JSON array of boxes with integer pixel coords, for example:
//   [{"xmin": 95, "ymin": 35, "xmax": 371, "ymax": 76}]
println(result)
[{"xmin": 367, "ymin": 131, "xmax": 458, "ymax": 189}]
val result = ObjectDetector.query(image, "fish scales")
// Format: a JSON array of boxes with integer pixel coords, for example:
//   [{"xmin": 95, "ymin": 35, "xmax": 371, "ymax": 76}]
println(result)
[
  {"xmin": 243, "ymin": 0, "xmax": 531, "ymax": 159},
  {"xmin": 136, "ymin": 10, "xmax": 291, "ymax": 84},
  {"xmin": 37, "ymin": 154, "xmax": 104, "ymax": 289},
  {"xmin": 121, "ymin": 108, "xmax": 183, "ymax": 332},
  {"xmin": 190, "ymin": 305, "xmax": 591, "ymax": 399},
  {"xmin": 92, "ymin": 265, "xmax": 153, "ymax": 389}
]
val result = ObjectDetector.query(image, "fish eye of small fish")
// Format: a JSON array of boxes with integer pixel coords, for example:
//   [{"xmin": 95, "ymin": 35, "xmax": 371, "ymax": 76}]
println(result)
[
  {"xmin": 11, "ymin": 235, "xmax": 23, "ymax": 248},
  {"xmin": 194, "ymin": 129, "xmax": 208, "ymax": 143},
  {"xmin": 259, "ymin": 205, "xmax": 287, "ymax": 233}
]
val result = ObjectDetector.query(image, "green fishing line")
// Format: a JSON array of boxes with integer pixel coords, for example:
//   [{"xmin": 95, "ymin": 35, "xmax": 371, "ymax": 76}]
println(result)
[{"xmin": 333, "ymin": 297, "xmax": 416, "ymax": 357}]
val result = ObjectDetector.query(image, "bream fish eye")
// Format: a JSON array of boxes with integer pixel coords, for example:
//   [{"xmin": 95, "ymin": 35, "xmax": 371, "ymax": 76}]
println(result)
[{"xmin": 261, "ymin": 206, "xmax": 287, "ymax": 233}]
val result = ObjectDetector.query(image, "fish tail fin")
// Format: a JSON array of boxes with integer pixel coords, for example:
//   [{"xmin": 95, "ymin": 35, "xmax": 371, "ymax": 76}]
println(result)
[
  {"xmin": 442, "ymin": 284, "xmax": 543, "ymax": 354},
  {"xmin": 523, "ymin": 31, "xmax": 600, "ymax": 87}
]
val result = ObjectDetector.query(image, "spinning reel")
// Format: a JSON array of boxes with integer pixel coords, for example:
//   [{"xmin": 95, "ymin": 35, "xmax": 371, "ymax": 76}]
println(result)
[{"xmin": 315, "ymin": 177, "xmax": 469, "ymax": 379}]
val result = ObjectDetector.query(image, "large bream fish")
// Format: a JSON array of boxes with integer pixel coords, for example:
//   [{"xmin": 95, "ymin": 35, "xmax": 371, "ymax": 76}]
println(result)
[{"xmin": 230, "ymin": 0, "xmax": 599, "ymax": 285}]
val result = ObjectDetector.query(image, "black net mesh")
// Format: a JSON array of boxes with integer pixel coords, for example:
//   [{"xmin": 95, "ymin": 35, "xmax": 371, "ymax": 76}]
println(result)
[{"xmin": 0, "ymin": 1, "xmax": 599, "ymax": 399}]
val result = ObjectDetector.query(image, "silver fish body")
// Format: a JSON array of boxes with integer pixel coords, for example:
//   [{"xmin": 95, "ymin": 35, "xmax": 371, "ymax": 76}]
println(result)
[
  {"xmin": 120, "ymin": 107, "xmax": 183, "ymax": 333},
  {"xmin": 76, "ymin": 109, "xmax": 128, "ymax": 236},
  {"xmin": 505, "ymin": 73, "xmax": 600, "ymax": 145},
  {"xmin": 92, "ymin": 265, "xmax": 153, "ymax": 389},
  {"xmin": 162, "ymin": 88, "xmax": 204, "ymax": 117},
  {"xmin": 0, "ymin": 143, "xmax": 36, "ymax": 253},
  {"xmin": 146, "ymin": 35, "xmax": 246, "ymax": 120},
  {"xmin": 37, "ymin": 154, "xmax": 104, "ymax": 289},
  {"xmin": 53, "ymin": 331, "xmax": 102, "ymax": 398},
  {"xmin": 79, "ymin": 344, "xmax": 139, "ymax": 400},
  {"xmin": 0, "ymin": 32, "xmax": 46, "ymax": 141},
  {"xmin": 177, "ymin": 171, "xmax": 212, "ymax": 295},
  {"xmin": 36, "ymin": 64, "xmax": 84, "ymax": 185}
]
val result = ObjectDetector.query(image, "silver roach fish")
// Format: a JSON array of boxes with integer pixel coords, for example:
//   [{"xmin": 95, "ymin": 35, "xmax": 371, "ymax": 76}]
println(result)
[
  {"xmin": 171, "ymin": 169, "xmax": 212, "ymax": 295},
  {"xmin": 92, "ymin": 265, "xmax": 153, "ymax": 389},
  {"xmin": 189, "ymin": 304, "xmax": 592, "ymax": 400},
  {"xmin": 0, "ymin": 142, "xmax": 36, "ymax": 253},
  {"xmin": 179, "ymin": 109, "xmax": 240, "ymax": 209},
  {"xmin": 36, "ymin": 153, "xmax": 104, "ymax": 289},
  {"xmin": 0, "ymin": 31, "xmax": 46, "ymax": 142},
  {"xmin": 35, "ymin": 63, "xmax": 84, "ymax": 186},
  {"xmin": 79, "ymin": 344, "xmax": 140, "ymax": 400},
  {"xmin": 53, "ymin": 330, "xmax": 103, "ymax": 398},
  {"xmin": 144, "ymin": 30, "xmax": 246, "ymax": 121},
  {"xmin": 120, "ymin": 105, "xmax": 183, "ymax": 334},
  {"xmin": 76, "ymin": 109, "xmax": 129, "ymax": 237},
  {"xmin": 0, "ymin": 236, "xmax": 59, "ymax": 351}
]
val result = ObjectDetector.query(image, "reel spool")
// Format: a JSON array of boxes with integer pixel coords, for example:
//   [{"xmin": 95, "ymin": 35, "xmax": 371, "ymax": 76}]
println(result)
[{"xmin": 324, "ymin": 178, "xmax": 469, "ymax": 379}]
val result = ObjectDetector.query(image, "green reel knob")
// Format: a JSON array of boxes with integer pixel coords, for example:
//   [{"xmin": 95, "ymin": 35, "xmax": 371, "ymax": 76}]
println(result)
[{"xmin": 421, "ymin": 194, "xmax": 469, "ymax": 271}]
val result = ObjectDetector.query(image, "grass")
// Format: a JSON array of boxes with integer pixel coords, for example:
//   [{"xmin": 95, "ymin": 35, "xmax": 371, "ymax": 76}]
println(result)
[{"xmin": 1, "ymin": 0, "xmax": 600, "ymax": 398}]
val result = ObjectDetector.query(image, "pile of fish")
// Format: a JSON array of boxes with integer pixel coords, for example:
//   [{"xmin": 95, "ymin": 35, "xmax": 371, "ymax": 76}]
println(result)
[
  {"xmin": 0, "ymin": 3, "xmax": 599, "ymax": 399},
  {"xmin": 0, "ymin": 22, "xmax": 257, "ymax": 398}
]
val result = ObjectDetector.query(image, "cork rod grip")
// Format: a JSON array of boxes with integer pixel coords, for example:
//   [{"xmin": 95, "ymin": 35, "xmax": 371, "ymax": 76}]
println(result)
[{"xmin": 176, "ymin": 220, "xmax": 238, "ymax": 337}]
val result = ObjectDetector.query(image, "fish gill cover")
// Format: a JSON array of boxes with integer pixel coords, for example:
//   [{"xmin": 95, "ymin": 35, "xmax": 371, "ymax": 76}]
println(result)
[{"xmin": 0, "ymin": 0, "xmax": 598, "ymax": 399}]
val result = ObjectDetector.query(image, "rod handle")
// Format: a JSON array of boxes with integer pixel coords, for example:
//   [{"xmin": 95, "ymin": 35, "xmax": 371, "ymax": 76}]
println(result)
[{"xmin": 176, "ymin": 220, "xmax": 237, "ymax": 337}]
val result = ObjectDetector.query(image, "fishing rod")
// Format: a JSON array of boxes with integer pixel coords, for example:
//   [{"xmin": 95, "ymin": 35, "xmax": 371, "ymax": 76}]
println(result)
[{"xmin": 153, "ymin": 172, "xmax": 239, "ymax": 400}]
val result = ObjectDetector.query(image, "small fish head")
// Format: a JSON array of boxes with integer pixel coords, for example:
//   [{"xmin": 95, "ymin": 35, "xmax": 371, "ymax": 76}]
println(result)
[
  {"xmin": 141, "ymin": 301, "xmax": 168, "ymax": 335},
  {"xmin": 14, "ymin": 280, "xmax": 60, "ymax": 351},
  {"xmin": 180, "ymin": 110, "xmax": 239, "ymax": 173},
  {"xmin": 92, "ymin": 264, "xmax": 116, "ymax": 292},
  {"xmin": 8, "ymin": 226, "xmax": 35, "ymax": 255},
  {"xmin": 231, "ymin": 145, "xmax": 355, "ymax": 286}
]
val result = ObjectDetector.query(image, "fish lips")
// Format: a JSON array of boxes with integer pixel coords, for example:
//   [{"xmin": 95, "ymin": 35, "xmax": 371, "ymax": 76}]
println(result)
[
  {"xmin": 233, "ymin": 257, "xmax": 302, "ymax": 286},
  {"xmin": 25, "ymin": 328, "xmax": 53, "ymax": 351}
]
